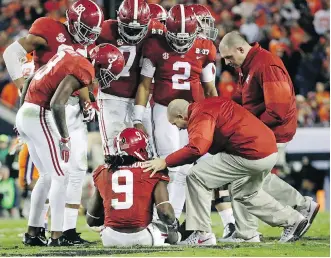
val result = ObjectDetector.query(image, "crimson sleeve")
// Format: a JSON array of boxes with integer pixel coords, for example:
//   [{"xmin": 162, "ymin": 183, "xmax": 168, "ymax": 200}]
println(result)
[
  {"xmin": 142, "ymin": 38, "xmax": 157, "ymax": 67},
  {"xmin": 259, "ymin": 65, "xmax": 293, "ymax": 126},
  {"xmin": 165, "ymin": 114, "xmax": 216, "ymax": 167},
  {"xmin": 29, "ymin": 17, "xmax": 53, "ymax": 42},
  {"xmin": 72, "ymin": 57, "xmax": 95, "ymax": 87},
  {"xmin": 92, "ymin": 165, "xmax": 107, "ymax": 186}
]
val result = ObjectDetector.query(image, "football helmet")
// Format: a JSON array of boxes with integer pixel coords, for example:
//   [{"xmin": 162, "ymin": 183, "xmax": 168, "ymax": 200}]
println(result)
[
  {"xmin": 117, "ymin": 0, "xmax": 151, "ymax": 45},
  {"xmin": 114, "ymin": 128, "xmax": 153, "ymax": 161},
  {"xmin": 189, "ymin": 4, "xmax": 218, "ymax": 41},
  {"xmin": 66, "ymin": 0, "xmax": 104, "ymax": 46},
  {"xmin": 148, "ymin": 3, "xmax": 167, "ymax": 24},
  {"xmin": 90, "ymin": 43, "xmax": 125, "ymax": 89},
  {"xmin": 166, "ymin": 4, "xmax": 198, "ymax": 54}
]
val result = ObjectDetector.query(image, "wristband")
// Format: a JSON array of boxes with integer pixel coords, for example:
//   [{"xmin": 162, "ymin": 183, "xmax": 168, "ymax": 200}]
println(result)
[{"xmin": 133, "ymin": 105, "xmax": 146, "ymax": 124}]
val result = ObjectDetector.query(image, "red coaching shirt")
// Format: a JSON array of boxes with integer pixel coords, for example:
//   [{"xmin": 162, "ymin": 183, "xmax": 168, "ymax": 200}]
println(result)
[
  {"xmin": 25, "ymin": 50, "xmax": 95, "ymax": 109},
  {"xmin": 165, "ymin": 97, "xmax": 278, "ymax": 167},
  {"xmin": 93, "ymin": 163, "xmax": 169, "ymax": 228}
]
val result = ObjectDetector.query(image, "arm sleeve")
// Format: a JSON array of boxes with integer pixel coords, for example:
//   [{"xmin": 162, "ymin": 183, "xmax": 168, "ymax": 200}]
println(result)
[
  {"xmin": 140, "ymin": 58, "xmax": 156, "ymax": 78},
  {"xmin": 201, "ymin": 43, "xmax": 216, "ymax": 82},
  {"xmin": 72, "ymin": 58, "xmax": 95, "ymax": 87},
  {"xmin": 259, "ymin": 65, "xmax": 293, "ymax": 126},
  {"xmin": 165, "ymin": 114, "xmax": 216, "ymax": 167}
]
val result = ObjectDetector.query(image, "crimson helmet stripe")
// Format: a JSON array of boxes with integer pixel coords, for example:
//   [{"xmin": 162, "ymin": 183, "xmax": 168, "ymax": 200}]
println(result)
[
  {"xmin": 134, "ymin": 0, "xmax": 138, "ymax": 21},
  {"xmin": 180, "ymin": 4, "xmax": 185, "ymax": 33},
  {"xmin": 89, "ymin": 0, "xmax": 103, "ymax": 27}
]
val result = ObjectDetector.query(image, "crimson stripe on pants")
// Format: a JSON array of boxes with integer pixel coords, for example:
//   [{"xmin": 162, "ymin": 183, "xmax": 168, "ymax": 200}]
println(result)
[
  {"xmin": 39, "ymin": 106, "xmax": 61, "ymax": 176},
  {"xmin": 41, "ymin": 107, "xmax": 65, "ymax": 176},
  {"xmin": 99, "ymin": 99, "xmax": 111, "ymax": 155}
]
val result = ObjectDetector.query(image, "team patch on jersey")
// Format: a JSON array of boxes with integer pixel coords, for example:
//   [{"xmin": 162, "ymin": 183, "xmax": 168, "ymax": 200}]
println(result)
[
  {"xmin": 117, "ymin": 39, "xmax": 124, "ymax": 46},
  {"xmin": 56, "ymin": 33, "xmax": 66, "ymax": 43},
  {"xmin": 162, "ymin": 52, "xmax": 169, "ymax": 60}
]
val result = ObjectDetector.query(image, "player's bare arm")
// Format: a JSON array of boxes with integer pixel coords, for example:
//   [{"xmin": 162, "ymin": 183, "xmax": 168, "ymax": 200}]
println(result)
[
  {"xmin": 154, "ymin": 180, "xmax": 180, "ymax": 244},
  {"xmin": 3, "ymin": 34, "xmax": 47, "ymax": 90},
  {"xmin": 19, "ymin": 74, "xmax": 34, "ymax": 107},
  {"xmin": 86, "ymin": 187, "xmax": 104, "ymax": 227},
  {"xmin": 50, "ymin": 75, "xmax": 82, "ymax": 139},
  {"xmin": 202, "ymin": 80, "xmax": 218, "ymax": 98},
  {"xmin": 133, "ymin": 75, "xmax": 153, "ymax": 133}
]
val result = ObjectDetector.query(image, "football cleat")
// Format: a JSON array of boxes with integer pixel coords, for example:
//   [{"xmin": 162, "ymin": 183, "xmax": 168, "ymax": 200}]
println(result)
[
  {"xmin": 63, "ymin": 228, "xmax": 92, "ymax": 245},
  {"xmin": 296, "ymin": 199, "xmax": 320, "ymax": 237},
  {"xmin": 279, "ymin": 216, "xmax": 308, "ymax": 243},
  {"xmin": 178, "ymin": 231, "xmax": 216, "ymax": 246},
  {"xmin": 47, "ymin": 235, "xmax": 74, "ymax": 246},
  {"xmin": 222, "ymin": 222, "xmax": 235, "ymax": 239},
  {"xmin": 22, "ymin": 232, "xmax": 47, "ymax": 246}
]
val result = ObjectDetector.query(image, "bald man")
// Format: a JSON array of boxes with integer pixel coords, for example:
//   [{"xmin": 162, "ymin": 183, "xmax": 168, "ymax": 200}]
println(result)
[
  {"xmin": 143, "ymin": 98, "xmax": 309, "ymax": 244},
  {"xmin": 218, "ymin": 31, "xmax": 319, "ymax": 241}
]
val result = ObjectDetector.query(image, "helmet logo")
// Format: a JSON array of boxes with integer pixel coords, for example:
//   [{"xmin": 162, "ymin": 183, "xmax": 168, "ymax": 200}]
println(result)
[
  {"xmin": 73, "ymin": 4, "xmax": 86, "ymax": 15},
  {"xmin": 107, "ymin": 56, "xmax": 118, "ymax": 69}
]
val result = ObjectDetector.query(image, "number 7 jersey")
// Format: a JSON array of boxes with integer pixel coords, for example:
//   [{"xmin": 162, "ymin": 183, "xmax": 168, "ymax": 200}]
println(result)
[
  {"xmin": 141, "ymin": 35, "xmax": 217, "ymax": 106},
  {"xmin": 93, "ymin": 163, "xmax": 170, "ymax": 228},
  {"xmin": 96, "ymin": 19, "xmax": 165, "ymax": 98}
]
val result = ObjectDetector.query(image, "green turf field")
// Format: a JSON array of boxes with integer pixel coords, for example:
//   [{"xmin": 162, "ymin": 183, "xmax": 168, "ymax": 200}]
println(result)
[{"xmin": 0, "ymin": 212, "xmax": 329, "ymax": 257}]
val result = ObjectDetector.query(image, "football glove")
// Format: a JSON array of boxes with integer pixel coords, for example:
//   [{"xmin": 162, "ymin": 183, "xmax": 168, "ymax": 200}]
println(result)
[{"xmin": 60, "ymin": 137, "xmax": 70, "ymax": 163}]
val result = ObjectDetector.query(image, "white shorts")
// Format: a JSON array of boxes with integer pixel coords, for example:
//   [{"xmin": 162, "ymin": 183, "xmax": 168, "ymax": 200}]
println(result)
[
  {"xmin": 98, "ymin": 92, "xmax": 154, "ymax": 155},
  {"xmin": 100, "ymin": 223, "xmax": 166, "ymax": 247}
]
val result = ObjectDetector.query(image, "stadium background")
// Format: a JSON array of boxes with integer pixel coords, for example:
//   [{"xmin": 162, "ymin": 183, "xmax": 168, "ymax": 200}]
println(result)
[{"xmin": 0, "ymin": 0, "xmax": 329, "ymax": 219}]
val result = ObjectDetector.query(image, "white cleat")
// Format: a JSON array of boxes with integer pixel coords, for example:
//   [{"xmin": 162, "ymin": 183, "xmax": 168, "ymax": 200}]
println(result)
[
  {"xmin": 178, "ymin": 231, "xmax": 216, "ymax": 246},
  {"xmin": 218, "ymin": 234, "xmax": 260, "ymax": 243},
  {"xmin": 296, "ymin": 199, "xmax": 320, "ymax": 237},
  {"xmin": 279, "ymin": 215, "xmax": 308, "ymax": 243}
]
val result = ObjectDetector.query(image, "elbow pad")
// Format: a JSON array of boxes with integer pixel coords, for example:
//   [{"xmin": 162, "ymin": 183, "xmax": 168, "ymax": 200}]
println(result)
[{"xmin": 3, "ymin": 41, "xmax": 28, "ymax": 81}]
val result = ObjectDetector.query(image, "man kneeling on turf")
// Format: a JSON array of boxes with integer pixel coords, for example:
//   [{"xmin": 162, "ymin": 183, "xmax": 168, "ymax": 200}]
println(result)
[{"xmin": 86, "ymin": 128, "xmax": 180, "ymax": 246}]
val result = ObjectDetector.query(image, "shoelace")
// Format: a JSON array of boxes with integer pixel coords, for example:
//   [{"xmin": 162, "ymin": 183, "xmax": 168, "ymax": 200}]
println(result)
[
  {"xmin": 185, "ymin": 232, "xmax": 199, "ymax": 244},
  {"xmin": 281, "ymin": 224, "xmax": 294, "ymax": 239}
]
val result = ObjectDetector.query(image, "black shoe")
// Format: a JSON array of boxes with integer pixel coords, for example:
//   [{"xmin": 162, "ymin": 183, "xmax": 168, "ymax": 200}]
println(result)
[
  {"xmin": 63, "ymin": 228, "xmax": 91, "ymax": 245},
  {"xmin": 38, "ymin": 227, "xmax": 47, "ymax": 241},
  {"xmin": 222, "ymin": 223, "xmax": 236, "ymax": 239},
  {"xmin": 47, "ymin": 235, "xmax": 74, "ymax": 246},
  {"xmin": 23, "ymin": 233, "xmax": 47, "ymax": 246}
]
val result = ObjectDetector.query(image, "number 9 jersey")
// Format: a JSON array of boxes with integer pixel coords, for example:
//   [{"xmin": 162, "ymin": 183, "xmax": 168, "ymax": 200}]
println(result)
[
  {"xmin": 141, "ymin": 35, "xmax": 217, "ymax": 106},
  {"xmin": 93, "ymin": 163, "xmax": 169, "ymax": 228}
]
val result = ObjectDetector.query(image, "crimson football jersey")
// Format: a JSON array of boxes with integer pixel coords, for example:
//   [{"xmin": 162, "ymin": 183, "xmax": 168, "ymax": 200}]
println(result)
[
  {"xmin": 93, "ymin": 163, "xmax": 169, "ymax": 228},
  {"xmin": 96, "ymin": 19, "xmax": 165, "ymax": 98},
  {"xmin": 25, "ymin": 49, "xmax": 95, "ymax": 109},
  {"xmin": 29, "ymin": 17, "xmax": 95, "ymax": 70},
  {"xmin": 141, "ymin": 35, "xmax": 217, "ymax": 106}
]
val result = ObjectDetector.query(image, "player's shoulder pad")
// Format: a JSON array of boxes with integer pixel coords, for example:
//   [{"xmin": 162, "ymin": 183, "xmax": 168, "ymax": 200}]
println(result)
[
  {"xmin": 99, "ymin": 19, "xmax": 118, "ymax": 42},
  {"xmin": 148, "ymin": 19, "xmax": 166, "ymax": 37},
  {"xmin": 195, "ymin": 38, "xmax": 216, "ymax": 62},
  {"xmin": 92, "ymin": 164, "xmax": 108, "ymax": 183},
  {"xmin": 29, "ymin": 17, "xmax": 61, "ymax": 36}
]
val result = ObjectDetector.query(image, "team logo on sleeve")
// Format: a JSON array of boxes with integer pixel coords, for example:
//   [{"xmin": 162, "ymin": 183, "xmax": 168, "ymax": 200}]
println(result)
[
  {"xmin": 56, "ymin": 33, "xmax": 66, "ymax": 43},
  {"xmin": 162, "ymin": 52, "xmax": 169, "ymax": 60}
]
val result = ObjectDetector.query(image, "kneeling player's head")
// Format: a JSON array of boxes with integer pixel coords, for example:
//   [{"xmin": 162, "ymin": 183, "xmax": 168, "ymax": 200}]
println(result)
[
  {"xmin": 165, "ymin": 4, "xmax": 198, "ymax": 54},
  {"xmin": 90, "ymin": 43, "xmax": 125, "ymax": 89},
  {"xmin": 114, "ymin": 128, "xmax": 153, "ymax": 161},
  {"xmin": 66, "ymin": 0, "xmax": 104, "ymax": 46},
  {"xmin": 117, "ymin": 0, "xmax": 151, "ymax": 44},
  {"xmin": 189, "ymin": 4, "xmax": 218, "ymax": 41},
  {"xmin": 149, "ymin": 3, "xmax": 167, "ymax": 25}
]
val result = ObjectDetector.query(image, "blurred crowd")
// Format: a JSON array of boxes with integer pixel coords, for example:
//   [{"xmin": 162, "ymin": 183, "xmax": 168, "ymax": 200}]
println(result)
[{"xmin": 0, "ymin": 0, "xmax": 330, "ymax": 126}]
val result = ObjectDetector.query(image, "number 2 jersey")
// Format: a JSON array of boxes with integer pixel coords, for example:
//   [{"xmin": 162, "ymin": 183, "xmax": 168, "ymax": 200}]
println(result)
[
  {"xmin": 29, "ymin": 17, "xmax": 96, "ymax": 70},
  {"xmin": 141, "ymin": 35, "xmax": 217, "ymax": 106},
  {"xmin": 93, "ymin": 163, "xmax": 169, "ymax": 228},
  {"xmin": 25, "ymin": 50, "xmax": 95, "ymax": 109},
  {"xmin": 96, "ymin": 19, "xmax": 165, "ymax": 99}
]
